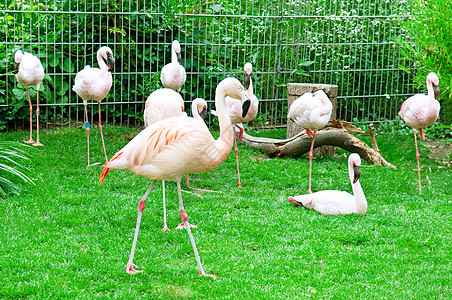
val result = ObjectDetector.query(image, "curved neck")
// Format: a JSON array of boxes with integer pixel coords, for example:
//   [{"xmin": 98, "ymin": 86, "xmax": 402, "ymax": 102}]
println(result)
[
  {"xmin": 349, "ymin": 165, "xmax": 367, "ymax": 214},
  {"xmin": 97, "ymin": 51, "xmax": 108, "ymax": 72},
  {"xmin": 171, "ymin": 49, "xmax": 179, "ymax": 64},
  {"xmin": 192, "ymin": 103, "xmax": 201, "ymax": 120},
  {"xmin": 426, "ymin": 80, "xmax": 435, "ymax": 99},
  {"xmin": 248, "ymin": 77, "xmax": 254, "ymax": 95},
  {"xmin": 212, "ymin": 89, "xmax": 234, "ymax": 159}
]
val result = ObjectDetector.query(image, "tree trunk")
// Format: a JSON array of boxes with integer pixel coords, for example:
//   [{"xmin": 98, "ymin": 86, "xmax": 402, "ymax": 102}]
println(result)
[{"xmin": 242, "ymin": 120, "xmax": 395, "ymax": 168}]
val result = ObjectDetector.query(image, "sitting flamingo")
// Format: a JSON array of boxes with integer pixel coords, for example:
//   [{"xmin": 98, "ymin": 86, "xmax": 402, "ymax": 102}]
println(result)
[
  {"xmin": 288, "ymin": 153, "xmax": 367, "ymax": 215},
  {"xmin": 398, "ymin": 72, "xmax": 440, "ymax": 195}
]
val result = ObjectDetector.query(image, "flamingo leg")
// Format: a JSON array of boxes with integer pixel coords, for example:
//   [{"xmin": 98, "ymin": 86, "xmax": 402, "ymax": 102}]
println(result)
[
  {"xmin": 185, "ymin": 174, "xmax": 222, "ymax": 193},
  {"xmin": 126, "ymin": 181, "xmax": 156, "ymax": 275},
  {"xmin": 234, "ymin": 133, "xmax": 242, "ymax": 187},
  {"xmin": 84, "ymin": 102, "xmax": 91, "ymax": 167},
  {"xmin": 177, "ymin": 180, "xmax": 216, "ymax": 279},
  {"xmin": 414, "ymin": 129, "xmax": 422, "ymax": 195},
  {"xmin": 161, "ymin": 180, "xmax": 169, "ymax": 231},
  {"xmin": 24, "ymin": 87, "xmax": 34, "ymax": 144},
  {"xmin": 98, "ymin": 102, "xmax": 108, "ymax": 164},
  {"xmin": 308, "ymin": 131, "xmax": 316, "ymax": 194},
  {"xmin": 33, "ymin": 88, "xmax": 43, "ymax": 146}
]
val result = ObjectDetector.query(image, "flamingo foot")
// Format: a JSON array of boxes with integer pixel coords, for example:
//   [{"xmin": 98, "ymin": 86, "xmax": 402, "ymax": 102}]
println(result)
[
  {"xmin": 200, "ymin": 270, "xmax": 217, "ymax": 279},
  {"xmin": 238, "ymin": 183, "xmax": 242, "ymax": 188},
  {"xmin": 32, "ymin": 141, "xmax": 44, "ymax": 147},
  {"xmin": 24, "ymin": 139, "xmax": 35, "ymax": 144},
  {"xmin": 87, "ymin": 162, "xmax": 102, "ymax": 167},
  {"xmin": 161, "ymin": 226, "xmax": 170, "ymax": 232},
  {"xmin": 126, "ymin": 263, "xmax": 143, "ymax": 275},
  {"xmin": 307, "ymin": 188, "xmax": 312, "ymax": 194},
  {"xmin": 175, "ymin": 222, "xmax": 197, "ymax": 230}
]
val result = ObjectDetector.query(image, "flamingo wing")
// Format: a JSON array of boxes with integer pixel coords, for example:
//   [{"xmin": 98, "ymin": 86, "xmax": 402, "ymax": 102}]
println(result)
[{"xmin": 290, "ymin": 190, "xmax": 356, "ymax": 215}]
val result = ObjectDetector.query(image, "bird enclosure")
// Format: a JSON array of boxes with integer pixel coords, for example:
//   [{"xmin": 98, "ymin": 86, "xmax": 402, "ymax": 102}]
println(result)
[{"xmin": 1, "ymin": 0, "xmax": 416, "ymax": 130}]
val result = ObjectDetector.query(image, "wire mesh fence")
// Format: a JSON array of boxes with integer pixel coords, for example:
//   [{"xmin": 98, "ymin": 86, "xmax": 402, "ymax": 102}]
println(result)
[{"xmin": 1, "ymin": 0, "xmax": 415, "ymax": 130}]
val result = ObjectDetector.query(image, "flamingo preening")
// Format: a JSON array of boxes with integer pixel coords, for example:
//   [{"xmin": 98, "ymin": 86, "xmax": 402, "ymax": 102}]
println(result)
[
  {"xmin": 214, "ymin": 63, "xmax": 257, "ymax": 187},
  {"xmin": 160, "ymin": 40, "xmax": 186, "ymax": 92},
  {"xmin": 99, "ymin": 77, "xmax": 250, "ymax": 277},
  {"xmin": 73, "ymin": 46, "xmax": 115, "ymax": 167},
  {"xmin": 287, "ymin": 90, "xmax": 332, "ymax": 193},
  {"xmin": 14, "ymin": 50, "xmax": 45, "ymax": 146},
  {"xmin": 398, "ymin": 72, "xmax": 440, "ymax": 195},
  {"xmin": 288, "ymin": 153, "xmax": 367, "ymax": 215}
]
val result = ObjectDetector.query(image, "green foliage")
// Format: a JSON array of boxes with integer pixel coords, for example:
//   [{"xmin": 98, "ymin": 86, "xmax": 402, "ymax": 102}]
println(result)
[
  {"xmin": 398, "ymin": 0, "xmax": 452, "ymax": 123},
  {"xmin": 1, "ymin": 0, "xmax": 416, "ymax": 128},
  {"xmin": 0, "ymin": 141, "xmax": 34, "ymax": 196}
]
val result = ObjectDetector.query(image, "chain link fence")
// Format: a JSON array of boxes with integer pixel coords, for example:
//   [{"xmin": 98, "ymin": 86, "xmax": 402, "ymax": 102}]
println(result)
[{"xmin": 1, "ymin": 0, "xmax": 415, "ymax": 130}]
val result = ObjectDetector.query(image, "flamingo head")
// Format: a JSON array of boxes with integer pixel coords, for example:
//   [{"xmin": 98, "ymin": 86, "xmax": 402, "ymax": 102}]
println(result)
[
  {"xmin": 172, "ymin": 40, "xmax": 182, "ymax": 64},
  {"xmin": 194, "ymin": 98, "xmax": 208, "ymax": 120},
  {"xmin": 349, "ymin": 153, "xmax": 361, "ymax": 184},
  {"xmin": 217, "ymin": 77, "xmax": 251, "ymax": 118},
  {"xmin": 14, "ymin": 50, "xmax": 23, "ymax": 72},
  {"xmin": 427, "ymin": 72, "xmax": 440, "ymax": 99},
  {"xmin": 99, "ymin": 46, "xmax": 115, "ymax": 71},
  {"xmin": 244, "ymin": 63, "xmax": 253, "ymax": 90}
]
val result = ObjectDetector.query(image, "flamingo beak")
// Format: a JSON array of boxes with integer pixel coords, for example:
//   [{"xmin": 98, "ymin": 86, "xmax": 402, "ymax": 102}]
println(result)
[
  {"xmin": 432, "ymin": 83, "xmax": 440, "ymax": 99},
  {"xmin": 107, "ymin": 53, "xmax": 115, "ymax": 71},
  {"xmin": 200, "ymin": 107, "xmax": 207, "ymax": 120},
  {"xmin": 353, "ymin": 163, "xmax": 360, "ymax": 183},
  {"xmin": 14, "ymin": 62, "xmax": 19, "ymax": 72},
  {"xmin": 288, "ymin": 196, "xmax": 303, "ymax": 207},
  {"xmin": 177, "ymin": 52, "xmax": 182, "ymax": 64},
  {"xmin": 245, "ymin": 73, "xmax": 251, "ymax": 90},
  {"xmin": 242, "ymin": 99, "xmax": 251, "ymax": 118}
]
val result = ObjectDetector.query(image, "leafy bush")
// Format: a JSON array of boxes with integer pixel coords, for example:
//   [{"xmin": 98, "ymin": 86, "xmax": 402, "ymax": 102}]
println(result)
[
  {"xmin": 398, "ymin": 0, "xmax": 452, "ymax": 124},
  {"xmin": 0, "ymin": 141, "xmax": 34, "ymax": 196}
]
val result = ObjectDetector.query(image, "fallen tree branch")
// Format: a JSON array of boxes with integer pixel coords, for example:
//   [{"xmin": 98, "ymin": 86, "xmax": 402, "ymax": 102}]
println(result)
[{"xmin": 242, "ymin": 120, "xmax": 395, "ymax": 168}]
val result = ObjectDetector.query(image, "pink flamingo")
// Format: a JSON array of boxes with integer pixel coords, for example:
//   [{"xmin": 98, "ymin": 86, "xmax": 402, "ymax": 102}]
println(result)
[
  {"xmin": 160, "ymin": 40, "xmax": 186, "ymax": 92},
  {"xmin": 99, "ymin": 77, "xmax": 250, "ymax": 277},
  {"xmin": 143, "ymin": 88, "xmax": 187, "ymax": 231},
  {"xmin": 288, "ymin": 153, "xmax": 367, "ymax": 215},
  {"xmin": 14, "ymin": 50, "xmax": 45, "ymax": 146},
  {"xmin": 73, "ymin": 46, "xmax": 115, "ymax": 167},
  {"xmin": 398, "ymin": 72, "xmax": 440, "ymax": 195},
  {"xmin": 214, "ymin": 63, "xmax": 257, "ymax": 187},
  {"xmin": 287, "ymin": 90, "xmax": 332, "ymax": 193}
]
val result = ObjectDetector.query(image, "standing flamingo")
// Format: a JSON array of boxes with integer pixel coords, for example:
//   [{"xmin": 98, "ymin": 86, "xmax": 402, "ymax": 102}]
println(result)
[
  {"xmin": 214, "ymin": 63, "xmax": 257, "ymax": 187},
  {"xmin": 14, "ymin": 50, "xmax": 45, "ymax": 146},
  {"xmin": 287, "ymin": 90, "xmax": 332, "ymax": 193},
  {"xmin": 73, "ymin": 46, "xmax": 115, "ymax": 167},
  {"xmin": 288, "ymin": 153, "xmax": 367, "ymax": 215},
  {"xmin": 143, "ymin": 88, "xmax": 186, "ymax": 231},
  {"xmin": 398, "ymin": 72, "xmax": 440, "ymax": 195},
  {"xmin": 160, "ymin": 40, "xmax": 186, "ymax": 92},
  {"xmin": 100, "ymin": 77, "xmax": 250, "ymax": 277}
]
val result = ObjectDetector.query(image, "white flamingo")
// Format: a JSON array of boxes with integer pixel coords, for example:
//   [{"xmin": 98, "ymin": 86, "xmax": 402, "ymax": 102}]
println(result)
[
  {"xmin": 213, "ymin": 63, "xmax": 257, "ymax": 187},
  {"xmin": 14, "ymin": 50, "xmax": 45, "ymax": 146},
  {"xmin": 287, "ymin": 90, "xmax": 332, "ymax": 193},
  {"xmin": 288, "ymin": 153, "xmax": 367, "ymax": 215},
  {"xmin": 398, "ymin": 72, "xmax": 440, "ymax": 195},
  {"xmin": 160, "ymin": 40, "xmax": 186, "ymax": 92},
  {"xmin": 99, "ymin": 77, "xmax": 250, "ymax": 277},
  {"xmin": 73, "ymin": 46, "xmax": 115, "ymax": 167}
]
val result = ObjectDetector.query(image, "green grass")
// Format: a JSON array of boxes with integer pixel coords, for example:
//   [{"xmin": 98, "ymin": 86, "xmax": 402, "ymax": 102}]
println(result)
[{"xmin": 1, "ymin": 126, "xmax": 451, "ymax": 299}]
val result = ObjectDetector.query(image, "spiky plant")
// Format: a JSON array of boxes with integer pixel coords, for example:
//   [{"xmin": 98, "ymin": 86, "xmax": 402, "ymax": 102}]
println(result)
[{"xmin": 0, "ymin": 141, "xmax": 34, "ymax": 196}]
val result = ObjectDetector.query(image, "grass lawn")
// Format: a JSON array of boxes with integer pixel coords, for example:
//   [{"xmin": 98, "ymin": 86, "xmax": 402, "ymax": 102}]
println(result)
[{"xmin": 1, "ymin": 125, "xmax": 451, "ymax": 299}]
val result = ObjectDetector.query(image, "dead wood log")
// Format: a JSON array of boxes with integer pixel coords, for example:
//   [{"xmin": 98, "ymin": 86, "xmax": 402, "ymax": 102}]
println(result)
[{"xmin": 242, "ymin": 120, "xmax": 395, "ymax": 168}]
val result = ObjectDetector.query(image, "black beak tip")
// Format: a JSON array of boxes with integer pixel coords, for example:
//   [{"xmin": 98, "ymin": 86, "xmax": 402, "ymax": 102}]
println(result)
[
  {"xmin": 242, "ymin": 99, "xmax": 251, "ymax": 118},
  {"xmin": 245, "ymin": 74, "xmax": 251, "ymax": 90},
  {"xmin": 353, "ymin": 164, "xmax": 361, "ymax": 183},
  {"xmin": 200, "ymin": 108, "xmax": 207, "ymax": 120},
  {"xmin": 433, "ymin": 84, "xmax": 440, "ymax": 99}
]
